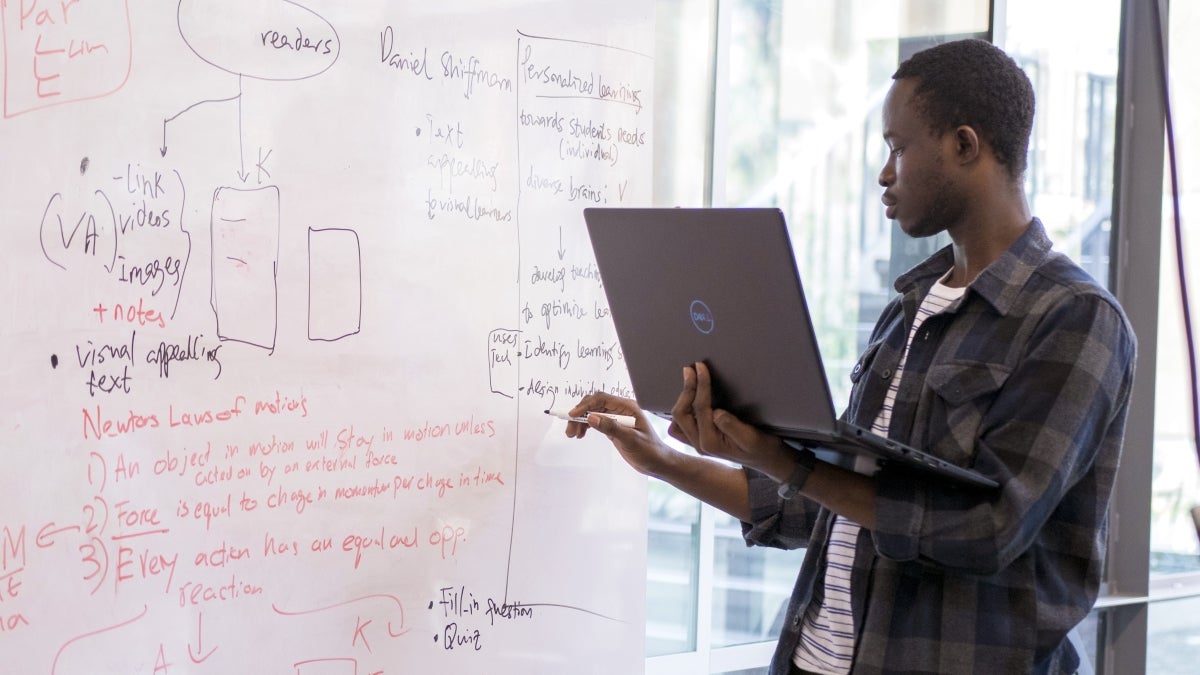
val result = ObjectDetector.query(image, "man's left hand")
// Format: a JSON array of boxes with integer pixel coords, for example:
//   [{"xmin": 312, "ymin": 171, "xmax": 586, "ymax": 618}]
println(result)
[{"xmin": 668, "ymin": 362, "xmax": 789, "ymax": 474}]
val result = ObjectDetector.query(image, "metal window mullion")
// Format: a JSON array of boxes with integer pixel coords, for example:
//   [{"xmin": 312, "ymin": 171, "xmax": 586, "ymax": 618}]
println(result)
[{"xmin": 1105, "ymin": 0, "xmax": 1169, "ymax": 672}]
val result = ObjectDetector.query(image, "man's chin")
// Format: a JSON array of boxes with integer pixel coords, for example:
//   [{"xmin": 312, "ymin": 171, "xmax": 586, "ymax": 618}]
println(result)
[
  {"xmin": 898, "ymin": 219, "xmax": 944, "ymax": 239},
  {"xmin": 896, "ymin": 219, "xmax": 921, "ymax": 237}
]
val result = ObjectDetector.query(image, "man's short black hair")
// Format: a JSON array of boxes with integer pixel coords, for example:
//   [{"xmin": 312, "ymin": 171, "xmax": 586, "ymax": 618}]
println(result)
[{"xmin": 893, "ymin": 39, "xmax": 1035, "ymax": 181}]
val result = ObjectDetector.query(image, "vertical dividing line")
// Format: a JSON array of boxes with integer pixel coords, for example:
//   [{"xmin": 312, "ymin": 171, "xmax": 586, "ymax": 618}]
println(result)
[{"xmin": 504, "ymin": 33, "xmax": 524, "ymax": 605}]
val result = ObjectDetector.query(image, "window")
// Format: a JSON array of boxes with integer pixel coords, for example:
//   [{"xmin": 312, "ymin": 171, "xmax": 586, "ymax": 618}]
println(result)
[
  {"xmin": 1148, "ymin": 596, "xmax": 1200, "ymax": 672},
  {"xmin": 647, "ymin": 0, "xmax": 1199, "ymax": 672}
]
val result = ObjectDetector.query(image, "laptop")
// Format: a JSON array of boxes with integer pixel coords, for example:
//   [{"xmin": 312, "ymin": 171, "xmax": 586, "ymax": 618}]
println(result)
[{"xmin": 582, "ymin": 207, "xmax": 998, "ymax": 490}]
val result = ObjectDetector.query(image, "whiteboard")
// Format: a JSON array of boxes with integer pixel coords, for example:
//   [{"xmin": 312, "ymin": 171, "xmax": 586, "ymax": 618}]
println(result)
[{"xmin": 0, "ymin": 1, "xmax": 652, "ymax": 673}]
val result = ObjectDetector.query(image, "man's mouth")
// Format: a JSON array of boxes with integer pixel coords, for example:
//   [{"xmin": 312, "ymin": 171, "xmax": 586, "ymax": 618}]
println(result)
[{"xmin": 881, "ymin": 194, "xmax": 897, "ymax": 220}]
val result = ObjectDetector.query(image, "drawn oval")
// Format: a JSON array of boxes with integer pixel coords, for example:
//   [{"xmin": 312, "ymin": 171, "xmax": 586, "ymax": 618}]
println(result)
[{"xmin": 177, "ymin": 0, "xmax": 340, "ymax": 81}]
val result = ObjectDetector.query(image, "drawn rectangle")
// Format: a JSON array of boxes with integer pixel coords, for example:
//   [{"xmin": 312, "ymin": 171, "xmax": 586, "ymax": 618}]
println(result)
[
  {"xmin": 308, "ymin": 227, "xmax": 361, "ymax": 341},
  {"xmin": 210, "ymin": 185, "xmax": 280, "ymax": 350}
]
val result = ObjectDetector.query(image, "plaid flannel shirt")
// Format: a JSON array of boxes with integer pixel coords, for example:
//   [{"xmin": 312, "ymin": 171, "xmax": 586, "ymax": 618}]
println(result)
[{"xmin": 743, "ymin": 219, "xmax": 1137, "ymax": 675}]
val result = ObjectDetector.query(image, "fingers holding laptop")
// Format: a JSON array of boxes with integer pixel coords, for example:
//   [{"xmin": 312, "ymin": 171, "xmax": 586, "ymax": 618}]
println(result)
[
  {"xmin": 667, "ymin": 363, "xmax": 701, "ymax": 445},
  {"xmin": 671, "ymin": 362, "xmax": 738, "ymax": 455},
  {"xmin": 677, "ymin": 362, "xmax": 789, "ymax": 471}
]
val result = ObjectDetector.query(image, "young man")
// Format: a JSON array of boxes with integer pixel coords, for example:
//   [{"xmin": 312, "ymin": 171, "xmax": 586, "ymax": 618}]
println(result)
[{"xmin": 565, "ymin": 39, "xmax": 1136, "ymax": 674}]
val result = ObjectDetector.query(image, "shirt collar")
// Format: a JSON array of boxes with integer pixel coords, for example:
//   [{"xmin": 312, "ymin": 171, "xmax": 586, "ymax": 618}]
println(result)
[{"xmin": 893, "ymin": 218, "xmax": 1055, "ymax": 316}]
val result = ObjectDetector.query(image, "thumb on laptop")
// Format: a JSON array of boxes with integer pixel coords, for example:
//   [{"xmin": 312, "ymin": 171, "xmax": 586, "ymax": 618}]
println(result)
[{"xmin": 712, "ymin": 409, "xmax": 778, "ymax": 458}]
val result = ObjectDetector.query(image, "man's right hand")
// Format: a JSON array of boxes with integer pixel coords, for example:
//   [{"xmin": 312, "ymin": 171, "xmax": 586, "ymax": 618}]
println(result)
[
  {"xmin": 564, "ymin": 392, "xmax": 678, "ymax": 479},
  {"xmin": 563, "ymin": 388, "xmax": 759, "ymax": 523}
]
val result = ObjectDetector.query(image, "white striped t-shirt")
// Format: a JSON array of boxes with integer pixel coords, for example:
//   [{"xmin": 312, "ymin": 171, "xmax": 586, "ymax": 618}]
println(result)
[{"xmin": 792, "ymin": 278, "xmax": 965, "ymax": 675}]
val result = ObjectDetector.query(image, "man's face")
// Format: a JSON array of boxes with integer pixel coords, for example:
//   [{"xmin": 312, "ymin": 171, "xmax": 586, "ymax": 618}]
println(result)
[{"xmin": 878, "ymin": 78, "xmax": 966, "ymax": 238}]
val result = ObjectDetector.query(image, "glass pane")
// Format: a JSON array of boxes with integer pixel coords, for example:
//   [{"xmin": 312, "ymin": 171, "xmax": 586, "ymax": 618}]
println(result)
[
  {"xmin": 1150, "ymin": 0, "xmax": 1200, "ymax": 574},
  {"xmin": 716, "ymin": 0, "xmax": 987, "ymax": 652},
  {"xmin": 647, "ymin": 474, "xmax": 702, "ymax": 655},
  {"xmin": 712, "ymin": 511, "xmax": 803, "ymax": 647},
  {"xmin": 1148, "ymin": 596, "xmax": 1200, "ymax": 673},
  {"xmin": 654, "ymin": 0, "xmax": 717, "ymax": 208},
  {"xmin": 1001, "ymin": 0, "xmax": 1120, "ymax": 290}
]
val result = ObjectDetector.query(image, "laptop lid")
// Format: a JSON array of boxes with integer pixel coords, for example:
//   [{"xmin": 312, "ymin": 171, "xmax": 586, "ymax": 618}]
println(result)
[
  {"xmin": 583, "ymin": 206, "xmax": 998, "ymax": 489},
  {"xmin": 583, "ymin": 207, "xmax": 840, "ymax": 435}
]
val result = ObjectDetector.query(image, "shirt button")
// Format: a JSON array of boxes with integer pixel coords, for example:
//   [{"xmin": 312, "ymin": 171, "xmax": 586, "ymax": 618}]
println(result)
[
  {"xmin": 852, "ymin": 363, "xmax": 862, "ymax": 376},
  {"xmin": 881, "ymin": 369, "xmax": 893, "ymax": 379}
]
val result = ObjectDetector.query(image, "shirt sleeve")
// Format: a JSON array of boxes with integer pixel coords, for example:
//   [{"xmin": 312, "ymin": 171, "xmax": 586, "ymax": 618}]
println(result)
[
  {"xmin": 870, "ymin": 291, "xmax": 1137, "ymax": 574},
  {"xmin": 740, "ymin": 466, "xmax": 824, "ymax": 550}
]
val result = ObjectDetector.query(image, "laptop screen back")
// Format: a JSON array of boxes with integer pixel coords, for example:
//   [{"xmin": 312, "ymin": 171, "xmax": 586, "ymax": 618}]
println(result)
[{"xmin": 584, "ymin": 207, "xmax": 841, "ymax": 437}]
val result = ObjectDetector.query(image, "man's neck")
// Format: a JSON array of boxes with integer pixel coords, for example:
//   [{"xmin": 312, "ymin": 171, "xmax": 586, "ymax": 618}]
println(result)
[{"xmin": 944, "ymin": 188, "xmax": 1032, "ymax": 287}]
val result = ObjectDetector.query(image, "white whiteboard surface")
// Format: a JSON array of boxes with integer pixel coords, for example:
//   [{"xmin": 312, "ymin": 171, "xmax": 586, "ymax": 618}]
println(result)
[{"xmin": 0, "ymin": 1, "xmax": 652, "ymax": 673}]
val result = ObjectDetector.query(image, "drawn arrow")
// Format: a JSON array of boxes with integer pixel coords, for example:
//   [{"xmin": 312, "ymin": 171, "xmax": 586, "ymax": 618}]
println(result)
[
  {"xmin": 188, "ymin": 611, "xmax": 218, "ymax": 663},
  {"xmin": 273, "ymin": 594, "xmax": 410, "ymax": 638},
  {"xmin": 557, "ymin": 227, "xmax": 567, "ymax": 260},
  {"xmin": 236, "ymin": 77, "xmax": 249, "ymax": 183},
  {"xmin": 159, "ymin": 74, "xmax": 246, "ymax": 182},
  {"xmin": 161, "ymin": 91, "xmax": 242, "ymax": 157}
]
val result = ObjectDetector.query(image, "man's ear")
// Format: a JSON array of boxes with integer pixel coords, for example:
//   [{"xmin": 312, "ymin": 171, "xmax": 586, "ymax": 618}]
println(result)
[{"xmin": 954, "ymin": 125, "xmax": 981, "ymax": 165}]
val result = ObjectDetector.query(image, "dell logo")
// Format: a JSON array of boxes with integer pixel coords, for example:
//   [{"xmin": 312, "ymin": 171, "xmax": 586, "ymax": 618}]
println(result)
[{"xmin": 690, "ymin": 300, "xmax": 715, "ymax": 334}]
